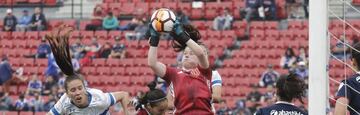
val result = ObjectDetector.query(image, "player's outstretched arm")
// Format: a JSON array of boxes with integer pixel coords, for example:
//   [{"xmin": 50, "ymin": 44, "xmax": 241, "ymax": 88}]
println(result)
[
  {"xmin": 172, "ymin": 21, "xmax": 209, "ymax": 69},
  {"xmin": 112, "ymin": 91, "xmax": 130, "ymax": 115},
  {"xmin": 212, "ymin": 85, "xmax": 222, "ymax": 103},
  {"xmin": 334, "ymin": 97, "xmax": 348, "ymax": 115},
  {"xmin": 147, "ymin": 25, "xmax": 167, "ymax": 78}
]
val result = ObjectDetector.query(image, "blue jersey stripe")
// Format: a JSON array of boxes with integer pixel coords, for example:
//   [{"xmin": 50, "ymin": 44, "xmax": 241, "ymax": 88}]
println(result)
[
  {"xmin": 100, "ymin": 108, "xmax": 110, "ymax": 115},
  {"xmin": 212, "ymin": 80, "xmax": 222, "ymax": 85},
  {"xmin": 108, "ymin": 93, "xmax": 115, "ymax": 106},
  {"xmin": 51, "ymin": 107, "xmax": 60, "ymax": 115}
]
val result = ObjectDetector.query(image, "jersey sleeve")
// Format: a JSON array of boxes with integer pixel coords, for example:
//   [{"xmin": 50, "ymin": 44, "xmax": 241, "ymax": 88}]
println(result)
[
  {"xmin": 211, "ymin": 71, "xmax": 222, "ymax": 87},
  {"xmin": 197, "ymin": 65, "xmax": 212, "ymax": 80},
  {"xmin": 105, "ymin": 93, "xmax": 116, "ymax": 107},
  {"xmin": 50, "ymin": 94, "xmax": 66, "ymax": 115},
  {"xmin": 163, "ymin": 67, "xmax": 178, "ymax": 84},
  {"xmin": 336, "ymin": 81, "xmax": 352, "ymax": 99}
]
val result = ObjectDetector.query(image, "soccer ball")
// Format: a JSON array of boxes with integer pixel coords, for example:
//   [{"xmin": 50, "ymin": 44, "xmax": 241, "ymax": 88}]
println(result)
[{"xmin": 150, "ymin": 8, "xmax": 176, "ymax": 32}]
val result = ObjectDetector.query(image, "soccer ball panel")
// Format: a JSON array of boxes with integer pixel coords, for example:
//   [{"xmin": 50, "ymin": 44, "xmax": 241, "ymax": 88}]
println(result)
[{"xmin": 150, "ymin": 8, "xmax": 176, "ymax": 32}]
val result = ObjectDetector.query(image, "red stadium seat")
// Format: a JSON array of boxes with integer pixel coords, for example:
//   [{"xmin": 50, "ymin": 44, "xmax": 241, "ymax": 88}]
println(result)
[
  {"xmin": 178, "ymin": 3, "xmax": 191, "ymax": 15},
  {"xmin": 119, "ymin": 58, "xmax": 134, "ymax": 67},
  {"xmin": 110, "ymin": 67, "xmax": 126, "ymax": 75},
  {"xmin": 13, "ymin": 39, "xmax": 27, "ymax": 48},
  {"xmin": 92, "ymin": 59, "xmax": 106, "ymax": 66},
  {"xmin": 25, "ymin": 31, "xmax": 39, "ymax": 39},
  {"xmin": 192, "ymin": 21, "xmax": 207, "ymax": 30},
  {"xmin": 96, "ymin": 67, "xmax": 111, "ymax": 75},
  {"xmin": 121, "ymin": 3, "xmax": 135, "ymax": 15},
  {"xmin": 79, "ymin": 20, "xmax": 91, "ymax": 30},
  {"xmin": 0, "ymin": 39, "xmax": 13, "ymax": 48},
  {"xmin": 126, "ymin": 67, "xmax": 140, "ymax": 76},
  {"xmin": 103, "ymin": 0, "xmax": 114, "ymax": 3},
  {"xmin": 134, "ymin": 58, "xmax": 147, "ymax": 67},
  {"xmin": 130, "ymin": 76, "xmax": 145, "ymax": 85},
  {"xmin": 87, "ymin": 76, "xmax": 101, "ymax": 86},
  {"xmin": 288, "ymin": 20, "xmax": 304, "ymax": 30},
  {"xmin": 163, "ymin": 2, "xmax": 177, "ymax": 10},
  {"xmin": 233, "ymin": 1, "xmax": 245, "ymax": 19},
  {"xmin": 106, "ymin": 58, "xmax": 120, "ymax": 67},
  {"xmin": 117, "ymin": 76, "xmax": 131, "ymax": 85},
  {"xmin": 221, "ymin": 30, "xmax": 235, "ymax": 39},
  {"xmin": 190, "ymin": 7, "xmax": 204, "ymax": 20},
  {"xmin": 81, "ymin": 31, "xmax": 94, "ymax": 39},
  {"xmin": 108, "ymin": 31, "xmax": 122, "ymax": 39},
  {"xmin": 21, "ymin": 58, "xmax": 35, "ymax": 67},
  {"xmin": 150, "ymin": 2, "xmax": 163, "ymax": 10},
  {"xmin": 232, "ymin": 21, "xmax": 246, "ymax": 29},
  {"xmin": 0, "ymin": 32, "xmax": 11, "ymax": 39},
  {"xmin": 81, "ymin": 67, "xmax": 96, "ymax": 75},
  {"xmin": 94, "ymin": 31, "xmax": 108, "ymax": 40},
  {"xmin": 11, "ymin": 31, "xmax": 25, "ymax": 39},
  {"xmin": 250, "ymin": 21, "xmax": 264, "ymax": 30},
  {"xmin": 264, "ymin": 21, "xmax": 278, "ymax": 30},
  {"xmin": 29, "ymin": 0, "xmax": 41, "ymax": 3}
]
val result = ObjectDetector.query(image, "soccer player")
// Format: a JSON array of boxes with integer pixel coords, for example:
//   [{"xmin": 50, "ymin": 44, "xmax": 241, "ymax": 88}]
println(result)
[
  {"xmin": 134, "ymin": 81, "xmax": 168, "ymax": 115},
  {"xmin": 147, "ymin": 21, "xmax": 214, "ymax": 114},
  {"xmin": 255, "ymin": 74, "xmax": 307, "ymax": 115},
  {"xmin": 45, "ymin": 27, "xmax": 130, "ymax": 115},
  {"xmin": 334, "ymin": 43, "xmax": 360, "ymax": 115}
]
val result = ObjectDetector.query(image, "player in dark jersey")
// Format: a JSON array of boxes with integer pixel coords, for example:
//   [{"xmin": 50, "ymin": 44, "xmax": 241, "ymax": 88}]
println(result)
[
  {"xmin": 134, "ymin": 81, "xmax": 168, "ymax": 115},
  {"xmin": 335, "ymin": 43, "xmax": 360, "ymax": 115},
  {"xmin": 147, "ymin": 20, "xmax": 213, "ymax": 114},
  {"xmin": 255, "ymin": 73, "xmax": 307, "ymax": 115}
]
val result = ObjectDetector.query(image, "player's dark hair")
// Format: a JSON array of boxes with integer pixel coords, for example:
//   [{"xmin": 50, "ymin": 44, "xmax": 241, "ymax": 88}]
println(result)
[
  {"xmin": 139, "ymin": 81, "xmax": 167, "ymax": 107},
  {"xmin": 45, "ymin": 27, "xmax": 84, "ymax": 92},
  {"xmin": 171, "ymin": 24, "xmax": 202, "ymax": 52},
  {"xmin": 351, "ymin": 43, "xmax": 360, "ymax": 70},
  {"xmin": 276, "ymin": 73, "xmax": 306, "ymax": 104},
  {"xmin": 285, "ymin": 47, "xmax": 295, "ymax": 57}
]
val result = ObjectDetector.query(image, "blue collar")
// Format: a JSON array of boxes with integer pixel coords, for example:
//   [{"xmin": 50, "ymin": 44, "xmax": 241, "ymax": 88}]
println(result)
[{"xmin": 71, "ymin": 91, "xmax": 92, "ymax": 108}]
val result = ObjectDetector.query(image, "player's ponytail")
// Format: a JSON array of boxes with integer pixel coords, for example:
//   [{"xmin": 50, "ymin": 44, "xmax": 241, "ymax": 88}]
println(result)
[
  {"xmin": 45, "ymin": 26, "xmax": 84, "ymax": 91},
  {"xmin": 45, "ymin": 27, "xmax": 75, "ymax": 76},
  {"xmin": 276, "ymin": 73, "xmax": 306, "ymax": 104},
  {"xmin": 171, "ymin": 24, "xmax": 201, "ymax": 52},
  {"xmin": 138, "ymin": 81, "xmax": 167, "ymax": 108}
]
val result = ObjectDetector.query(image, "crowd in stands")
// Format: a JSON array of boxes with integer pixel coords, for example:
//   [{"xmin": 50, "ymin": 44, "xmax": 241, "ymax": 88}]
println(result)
[{"xmin": 3, "ymin": 7, "xmax": 47, "ymax": 32}]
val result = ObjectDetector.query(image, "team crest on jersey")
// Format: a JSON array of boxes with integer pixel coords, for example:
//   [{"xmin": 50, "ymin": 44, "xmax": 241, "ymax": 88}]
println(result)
[
  {"xmin": 356, "ymin": 76, "xmax": 360, "ymax": 83},
  {"xmin": 270, "ymin": 110, "xmax": 304, "ymax": 115}
]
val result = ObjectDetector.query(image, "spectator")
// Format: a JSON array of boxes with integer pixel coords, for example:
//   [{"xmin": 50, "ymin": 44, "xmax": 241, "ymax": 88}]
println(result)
[
  {"xmin": 3, "ymin": 9, "xmax": 17, "ymax": 32},
  {"xmin": 90, "ymin": 37, "xmax": 102, "ymax": 52},
  {"xmin": 29, "ymin": 7, "xmax": 47, "ymax": 31},
  {"xmin": 293, "ymin": 61, "xmax": 308, "ymax": 80},
  {"xmin": 233, "ymin": 99, "xmax": 251, "ymax": 115},
  {"xmin": 213, "ymin": 8, "xmax": 233, "ymax": 30},
  {"xmin": 286, "ymin": 0, "xmax": 301, "ymax": 19},
  {"xmin": 246, "ymin": 84, "xmax": 262, "ymax": 102},
  {"xmin": 259, "ymin": 64, "xmax": 279, "ymax": 87},
  {"xmin": 15, "ymin": 94, "xmax": 30, "ymax": 111},
  {"xmin": 45, "ymin": 53, "xmax": 60, "ymax": 81},
  {"xmin": 70, "ymin": 37, "xmax": 86, "ymax": 59},
  {"xmin": 0, "ymin": 91, "xmax": 13, "ymax": 111},
  {"xmin": 36, "ymin": 38, "xmax": 51, "ymax": 58},
  {"xmin": 42, "ymin": 77, "xmax": 57, "ymax": 95},
  {"xmin": 102, "ymin": 12, "xmax": 119, "ymax": 31},
  {"xmin": 216, "ymin": 100, "xmax": 231, "ymax": 115},
  {"xmin": 71, "ymin": 56, "xmax": 80, "ymax": 72},
  {"xmin": 43, "ymin": 94, "xmax": 56, "ymax": 111},
  {"xmin": 26, "ymin": 74, "xmax": 42, "ymax": 96},
  {"xmin": 280, "ymin": 48, "xmax": 297, "ymax": 69},
  {"xmin": 125, "ymin": 20, "xmax": 148, "ymax": 41},
  {"xmin": 16, "ymin": 10, "xmax": 32, "ymax": 32},
  {"xmin": 261, "ymin": 0, "xmax": 276, "ymax": 20},
  {"xmin": 260, "ymin": 85, "xmax": 275, "ymax": 103},
  {"xmin": 86, "ymin": 5, "xmax": 105, "ymax": 31},
  {"xmin": 242, "ymin": 0, "xmax": 261, "ymax": 37},
  {"xmin": 332, "ymin": 35, "xmax": 350, "ymax": 60},
  {"xmin": 119, "ymin": 9, "xmax": 147, "ymax": 31},
  {"xmin": 99, "ymin": 42, "xmax": 112, "ymax": 58},
  {"xmin": 29, "ymin": 92, "xmax": 44, "ymax": 112},
  {"xmin": 176, "ymin": 9, "xmax": 190, "ymax": 25},
  {"xmin": 0, "ymin": 55, "xmax": 27, "ymax": 94},
  {"xmin": 109, "ymin": 37, "xmax": 126, "ymax": 59},
  {"xmin": 297, "ymin": 46, "xmax": 308, "ymax": 64}
]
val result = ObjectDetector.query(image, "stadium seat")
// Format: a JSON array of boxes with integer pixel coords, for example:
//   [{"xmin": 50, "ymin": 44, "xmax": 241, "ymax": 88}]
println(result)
[
  {"xmin": 79, "ymin": 20, "xmax": 91, "ymax": 30},
  {"xmin": 126, "ymin": 67, "xmax": 140, "ymax": 76},
  {"xmin": 116, "ymin": 76, "xmax": 131, "ymax": 85},
  {"xmin": 163, "ymin": 2, "xmax": 177, "ymax": 10},
  {"xmin": 28, "ymin": 0, "xmax": 41, "ymax": 3},
  {"xmin": 134, "ymin": 58, "xmax": 147, "ymax": 67},
  {"xmin": 0, "ymin": 39, "xmax": 13, "ymax": 48},
  {"xmin": 92, "ymin": 59, "xmax": 106, "ymax": 67},
  {"xmin": 13, "ymin": 39, "xmax": 27, "ymax": 48},
  {"xmin": 178, "ymin": 3, "xmax": 191, "ymax": 15},
  {"xmin": 119, "ymin": 58, "xmax": 134, "ymax": 67},
  {"xmin": 221, "ymin": 30, "xmax": 235, "ymax": 40},
  {"xmin": 81, "ymin": 66, "xmax": 96, "ymax": 75},
  {"xmin": 250, "ymin": 21, "xmax": 264, "ymax": 30},
  {"xmin": 192, "ymin": 21, "xmax": 207, "ymax": 30},
  {"xmin": 121, "ymin": 3, "xmax": 135, "ymax": 15},
  {"xmin": 11, "ymin": 31, "xmax": 25, "ymax": 39},
  {"xmin": 108, "ymin": 31, "xmax": 122, "ymax": 39},
  {"xmin": 87, "ymin": 75, "xmax": 101, "ymax": 86},
  {"xmin": 264, "ymin": 21, "xmax": 278, "ymax": 30},
  {"xmin": 81, "ymin": 31, "xmax": 94, "ymax": 39},
  {"xmin": 190, "ymin": 7, "xmax": 204, "ymax": 20},
  {"xmin": 96, "ymin": 67, "xmax": 111, "ymax": 75},
  {"xmin": 25, "ymin": 31, "xmax": 39, "ymax": 39},
  {"xmin": 150, "ymin": 2, "xmax": 163, "ymax": 10},
  {"xmin": 110, "ymin": 67, "xmax": 126, "ymax": 75},
  {"xmin": 27, "ymin": 39, "xmax": 41, "ymax": 49}
]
